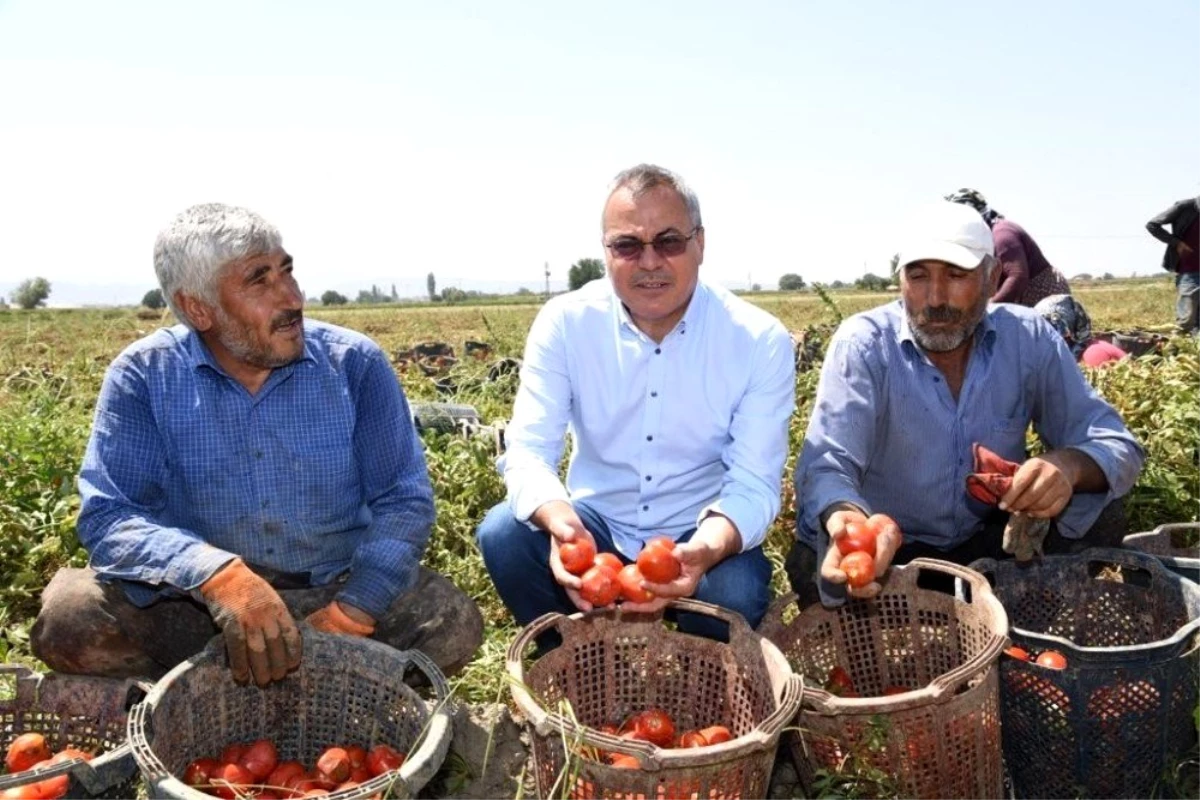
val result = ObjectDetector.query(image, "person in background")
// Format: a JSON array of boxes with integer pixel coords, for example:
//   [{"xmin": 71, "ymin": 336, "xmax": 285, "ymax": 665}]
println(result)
[
  {"xmin": 31, "ymin": 203, "xmax": 483, "ymax": 686},
  {"xmin": 476, "ymin": 163, "xmax": 795, "ymax": 639},
  {"xmin": 1034, "ymin": 294, "xmax": 1128, "ymax": 368},
  {"xmin": 1145, "ymin": 196, "xmax": 1200, "ymax": 335},
  {"xmin": 787, "ymin": 202, "xmax": 1144, "ymax": 608},
  {"xmin": 945, "ymin": 188, "xmax": 1071, "ymax": 306}
]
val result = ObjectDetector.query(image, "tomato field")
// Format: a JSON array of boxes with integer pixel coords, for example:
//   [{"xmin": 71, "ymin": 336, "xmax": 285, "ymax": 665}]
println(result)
[{"xmin": 0, "ymin": 277, "xmax": 1196, "ymax": 798}]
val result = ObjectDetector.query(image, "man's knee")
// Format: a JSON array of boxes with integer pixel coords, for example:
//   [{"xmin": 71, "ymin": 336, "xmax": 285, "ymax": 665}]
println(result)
[
  {"xmin": 377, "ymin": 568, "xmax": 484, "ymax": 678},
  {"xmin": 697, "ymin": 548, "xmax": 772, "ymax": 629}
]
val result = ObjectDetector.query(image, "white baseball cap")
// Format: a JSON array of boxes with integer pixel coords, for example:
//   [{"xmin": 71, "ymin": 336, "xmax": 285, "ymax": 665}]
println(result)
[{"xmin": 896, "ymin": 201, "xmax": 995, "ymax": 270}]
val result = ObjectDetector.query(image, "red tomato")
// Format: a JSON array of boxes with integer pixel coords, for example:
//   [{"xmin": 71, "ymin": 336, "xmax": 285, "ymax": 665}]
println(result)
[
  {"xmin": 840, "ymin": 550, "xmax": 875, "ymax": 588},
  {"xmin": 219, "ymin": 743, "xmax": 247, "ymax": 766},
  {"xmin": 677, "ymin": 731, "xmax": 707, "ymax": 748},
  {"xmin": 239, "ymin": 738, "xmax": 278, "ymax": 781},
  {"xmin": 633, "ymin": 710, "xmax": 675, "ymax": 748},
  {"xmin": 315, "ymin": 747, "xmax": 350, "ymax": 784},
  {"xmin": 1004, "ymin": 645, "xmax": 1031, "ymax": 661},
  {"xmin": 209, "ymin": 763, "xmax": 253, "ymax": 800},
  {"xmin": 697, "ymin": 725, "xmax": 733, "ymax": 744},
  {"xmin": 267, "ymin": 760, "xmax": 307, "ymax": 789},
  {"xmin": 636, "ymin": 542, "xmax": 680, "ymax": 584},
  {"xmin": 559, "ymin": 539, "xmax": 596, "ymax": 576},
  {"xmin": 365, "ymin": 744, "xmax": 405, "ymax": 777},
  {"xmin": 866, "ymin": 513, "xmax": 901, "ymax": 543},
  {"xmin": 608, "ymin": 754, "xmax": 640, "ymax": 769},
  {"xmin": 5, "ymin": 733, "xmax": 52, "ymax": 773},
  {"xmin": 825, "ymin": 666, "xmax": 856, "ymax": 696},
  {"xmin": 183, "ymin": 757, "xmax": 220, "ymax": 787},
  {"xmin": 37, "ymin": 776, "xmax": 69, "ymax": 800},
  {"xmin": 594, "ymin": 553, "xmax": 623, "ymax": 573},
  {"xmin": 1035, "ymin": 650, "xmax": 1067, "ymax": 670},
  {"xmin": 617, "ymin": 564, "xmax": 655, "ymax": 603},
  {"xmin": 0, "ymin": 786, "xmax": 43, "ymax": 800},
  {"xmin": 881, "ymin": 685, "xmax": 910, "ymax": 696},
  {"xmin": 836, "ymin": 522, "xmax": 877, "ymax": 558},
  {"xmin": 579, "ymin": 565, "xmax": 620, "ymax": 607}
]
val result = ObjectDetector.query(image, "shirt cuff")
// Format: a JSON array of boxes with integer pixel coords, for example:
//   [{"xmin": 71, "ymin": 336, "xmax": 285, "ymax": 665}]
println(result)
[
  {"xmin": 337, "ymin": 562, "xmax": 417, "ymax": 620},
  {"xmin": 508, "ymin": 470, "xmax": 571, "ymax": 525},
  {"xmin": 165, "ymin": 542, "xmax": 239, "ymax": 593},
  {"xmin": 697, "ymin": 498, "xmax": 763, "ymax": 552}
]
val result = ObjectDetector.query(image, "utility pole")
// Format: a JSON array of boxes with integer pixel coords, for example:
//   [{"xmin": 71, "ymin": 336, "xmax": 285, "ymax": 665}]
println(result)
[{"xmin": 544, "ymin": 262, "xmax": 550, "ymax": 297}]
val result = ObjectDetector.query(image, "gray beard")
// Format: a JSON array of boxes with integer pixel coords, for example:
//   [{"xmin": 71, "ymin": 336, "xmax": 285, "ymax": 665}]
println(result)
[{"xmin": 906, "ymin": 295, "xmax": 989, "ymax": 353}]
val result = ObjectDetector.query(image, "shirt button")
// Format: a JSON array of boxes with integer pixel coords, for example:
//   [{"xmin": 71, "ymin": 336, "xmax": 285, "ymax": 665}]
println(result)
[
  {"xmin": 642, "ymin": 504, "xmax": 649, "ymax": 511},
  {"xmin": 651, "ymin": 391, "xmax": 658, "ymax": 398},
  {"xmin": 254, "ymin": 451, "xmax": 263, "ymax": 458},
  {"xmin": 655, "ymin": 347, "xmax": 661, "ymax": 354},
  {"xmin": 646, "ymin": 435, "xmax": 653, "ymax": 441},
  {"xmin": 933, "ymin": 377, "xmax": 941, "ymax": 383},
  {"xmin": 645, "ymin": 475, "xmax": 652, "ymax": 481}
]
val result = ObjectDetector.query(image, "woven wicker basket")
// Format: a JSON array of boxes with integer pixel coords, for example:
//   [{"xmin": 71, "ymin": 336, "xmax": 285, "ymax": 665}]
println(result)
[
  {"xmin": 127, "ymin": 629, "xmax": 452, "ymax": 800},
  {"xmin": 757, "ymin": 558, "xmax": 1009, "ymax": 800},
  {"xmin": 1122, "ymin": 522, "xmax": 1200, "ymax": 584},
  {"xmin": 0, "ymin": 666, "xmax": 144, "ymax": 798},
  {"xmin": 971, "ymin": 547, "xmax": 1200, "ymax": 799},
  {"xmin": 506, "ymin": 598, "xmax": 802, "ymax": 800}
]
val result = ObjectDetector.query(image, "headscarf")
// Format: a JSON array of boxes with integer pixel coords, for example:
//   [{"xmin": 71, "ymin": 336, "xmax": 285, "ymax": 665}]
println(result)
[
  {"xmin": 1034, "ymin": 294, "xmax": 1092, "ymax": 358},
  {"xmin": 945, "ymin": 188, "xmax": 1004, "ymax": 227}
]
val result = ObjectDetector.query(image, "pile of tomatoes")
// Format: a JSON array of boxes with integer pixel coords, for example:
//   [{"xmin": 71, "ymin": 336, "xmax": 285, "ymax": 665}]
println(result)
[
  {"xmin": 2, "ymin": 733, "xmax": 93, "ymax": 800},
  {"xmin": 1004, "ymin": 645, "xmax": 1067, "ymax": 670},
  {"xmin": 560, "ymin": 536, "xmax": 681, "ymax": 608},
  {"xmin": 584, "ymin": 710, "xmax": 734, "ymax": 768},
  {"xmin": 181, "ymin": 739, "xmax": 405, "ymax": 798}
]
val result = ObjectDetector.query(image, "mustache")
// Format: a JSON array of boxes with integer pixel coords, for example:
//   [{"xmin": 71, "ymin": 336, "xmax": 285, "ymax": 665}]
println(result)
[
  {"xmin": 271, "ymin": 310, "xmax": 303, "ymax": 331},
  {"xmin": 634, "ymin": 274, "xmax": 672, "ymax": 285},
  {"xmin": 919, "ymin": 305, "xmax": 964, "ymax": 324}
]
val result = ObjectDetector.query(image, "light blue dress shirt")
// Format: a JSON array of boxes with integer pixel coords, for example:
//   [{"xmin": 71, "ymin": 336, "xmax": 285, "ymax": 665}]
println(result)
[
  {"xmin": 797, "ymin": 301, "xmax": 1144, "ymax": 548},
  {"xmin": 77, "ymin": 320, "xmax": 435, "ymax": 618},
  {"xmin": 499, "ymin": 278, "xmax": 795, "ymax": 557}
]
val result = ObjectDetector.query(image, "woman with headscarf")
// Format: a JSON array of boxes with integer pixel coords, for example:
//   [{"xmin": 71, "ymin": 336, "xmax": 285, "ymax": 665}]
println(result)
[
  {"xmin": 946, "ymin": 188, "xmax": 1072, "ymax": 306},
  {"xmin": 1034, "ymin": 294, "xmax": 1127, "ymax": 368}
]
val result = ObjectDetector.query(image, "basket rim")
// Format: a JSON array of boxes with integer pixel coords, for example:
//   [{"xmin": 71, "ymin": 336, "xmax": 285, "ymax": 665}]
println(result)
[
  {"xmin": 126, "ymin": 629, "xmax": 452, "ymax": 800},
  {"xmin": 1123, "ymin": 523, "xmax": 1200, "ymax": 567},
  {"xmin": 505, "ymin": 598, "xmax": 804, "ymax": 766},
  {"xmin": 971, "ymin": 547, "xmax": 1200, "ymax": 658}
]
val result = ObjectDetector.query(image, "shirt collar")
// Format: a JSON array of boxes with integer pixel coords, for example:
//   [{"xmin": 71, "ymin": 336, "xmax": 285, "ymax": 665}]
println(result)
[{"xmin": 613, "ymin": 280, "xmax": 708, "ymax": 342}]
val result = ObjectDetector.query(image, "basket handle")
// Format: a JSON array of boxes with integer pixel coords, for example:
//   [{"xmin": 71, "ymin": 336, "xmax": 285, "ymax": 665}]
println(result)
[
  {"xmin": 906, "ymin": 558, "xmax": 1010, "ymax": 639},
  {"xmin": 743, "ymin": 673, "xmax": 804, "ymax": 743},
  {"xmin": 402, "ymin": 648, "xmax": 451, "ymax": 702},
  {"xmin": 664, "ymin": 598, "xmax": 754, "ymax": 641}
]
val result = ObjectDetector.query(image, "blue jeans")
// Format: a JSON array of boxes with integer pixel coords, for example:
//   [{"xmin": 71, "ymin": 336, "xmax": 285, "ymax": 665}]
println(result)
[
  {"xmin": 1177, "ymin": 272, "xmax": 1199, "ymax": 334},
  {"xmin": 475, "ymin": 501, "xmax": 772, "ymax": 642}
]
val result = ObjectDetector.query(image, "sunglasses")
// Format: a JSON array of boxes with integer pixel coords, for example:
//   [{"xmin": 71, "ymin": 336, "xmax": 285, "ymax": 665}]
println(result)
[{"xmin": 604, "ymin": 226, "xmax": 702, "ymax": 260}]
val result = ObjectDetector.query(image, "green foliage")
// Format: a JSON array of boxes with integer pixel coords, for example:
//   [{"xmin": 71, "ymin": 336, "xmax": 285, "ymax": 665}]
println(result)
[
  {"xmin": 809, "ymin": 715, "xmax": 901, "ymax": 799},
  {"xmin": 11, "ymin": 277, "xmax": 51, "ymax": 309},
  {"xmin": 567, "ymin": 258, "xmax": 604, "ymax": 291},
  {"xmin": 427, "ymin": 272, "xmax": 437, "ymax": 301},
  {"xmin": 320, "ymin": 290, "xmax": 347, "ymax": 306},
  {"xmin": 855, "ymin": 273, "xmax": 890, "ymax": 292},
  {"xmin": 141, "ymin": 288, "xmax": 165, "ymax": 309},
  {"xmin": 779, "ymin": 273, "xmax": 806, "ymax": 291}
]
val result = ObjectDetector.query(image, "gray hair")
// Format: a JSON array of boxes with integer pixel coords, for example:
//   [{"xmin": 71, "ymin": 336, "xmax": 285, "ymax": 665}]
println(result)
[
  {"xmin": 604, "ymin": 164, "xmax": 702, "ymax": 229},
  {"xmin": 153, "ymin": 203, "xmax": 283, "ymax": 327}
]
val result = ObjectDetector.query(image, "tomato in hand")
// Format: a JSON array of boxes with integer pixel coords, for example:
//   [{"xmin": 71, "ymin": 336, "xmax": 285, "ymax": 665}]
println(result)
[
  {"xmin": 559, "ymin": 538, "xmax": 596, "ymax": 576},
  {"xmin": 5, "ymin": 733, "xmax": 51, "ymax": 773},
  {"xmin": 836, "ymin": 522, "xmax": 877, "ymax": 558},
  {"xmin": 637, "ymin": 540, "xmax": 680, "ymax": 583},
  {"xmin": 617, "ymin": 564, "xmax": 655, "ymax": 603},
  {"xmin": 840, "ymin": 550, "xmax": 875, "ymax": 588},
  {"xmin": 580, "ymin": 564, "xmax": 621, "ymax": 607},
  {"xmin": 1035, "ymin": 650, "xmax": 1067, "ymax": 670},
  {"xmin": 594, "ymin": 552, "xmax": 623, "ymax": 573},
  {"xmin": 633, "ymin": 710, "xmax": 675, "ymax": 748}
]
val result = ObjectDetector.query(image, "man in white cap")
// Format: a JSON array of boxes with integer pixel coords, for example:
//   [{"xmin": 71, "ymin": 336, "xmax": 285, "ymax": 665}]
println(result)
[{"xmin": 786, "ymin": 201, "xmax": 1144, "ymax": 607}]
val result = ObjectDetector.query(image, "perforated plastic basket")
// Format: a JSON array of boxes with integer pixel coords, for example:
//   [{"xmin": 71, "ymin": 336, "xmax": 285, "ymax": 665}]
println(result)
[
  {"xmin": 1123, "ymin": 521, "xmax": 1200, "ymax": 585},
  {"xmin": 0, "ymin": 666, "xmax": 144, "ymax": 798},
  {"xmin": 971, "ymin": 547, "xmax": 1200, "ymax": 799},
  {"xmin": 757, "ymin": 558, "xmax": 1010, "ymax": 800},
  {"xmin": 506, "ymin": 599, "xmax": 802, "ymax": 800},
  {"xmin": 127, "ymin": 629, "xmax": 452, "ymax": 800}
]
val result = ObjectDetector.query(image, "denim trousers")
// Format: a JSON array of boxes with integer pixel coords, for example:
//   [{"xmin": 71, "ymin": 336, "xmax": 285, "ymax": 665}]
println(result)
[
  {"xmin": 1176, "ymin": 271, "xmax": 1199, "ymax": 333},
  {"xmin": 475, "ymin": 500, "xmax": 772, "ymax": 642}
]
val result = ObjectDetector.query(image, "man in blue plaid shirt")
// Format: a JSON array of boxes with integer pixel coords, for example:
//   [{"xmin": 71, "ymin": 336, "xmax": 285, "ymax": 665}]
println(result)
[{"xmin": 30, "ymin": 204, "xmax": 482, "ymax": 686}]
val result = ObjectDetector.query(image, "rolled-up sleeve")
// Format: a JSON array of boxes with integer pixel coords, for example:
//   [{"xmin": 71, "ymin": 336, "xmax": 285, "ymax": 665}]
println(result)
[
  {"xmin": 796, "ymin": 336, "xmax": 881, "ymax": 543},
  {"xmin": 498, "ymin": 304, "xmax": 572, "ymax": 523},
  {"xmin": 1031, "ymin": 332, "xmax": 1145, "ymax": 538},
  {"xmin": 698, "ymin": 323, "xmax": 795, "ymax": 551}
]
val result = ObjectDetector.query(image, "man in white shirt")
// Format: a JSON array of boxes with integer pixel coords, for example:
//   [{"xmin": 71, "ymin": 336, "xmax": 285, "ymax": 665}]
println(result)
[{"xmin": 476, "ymin": 164, "xmax": 795, "ymax": 639}]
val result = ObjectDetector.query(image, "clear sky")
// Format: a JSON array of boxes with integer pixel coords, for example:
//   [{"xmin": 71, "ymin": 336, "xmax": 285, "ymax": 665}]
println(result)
[{"xmin": 1, "ymin": 0, "xmax": 1197, "ymax": 305}]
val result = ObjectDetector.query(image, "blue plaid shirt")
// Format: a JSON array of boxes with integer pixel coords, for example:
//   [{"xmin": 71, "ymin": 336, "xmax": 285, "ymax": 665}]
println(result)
[{"xmin": 77, "ymin": 319, "xmax": 435, "ymax": 619}]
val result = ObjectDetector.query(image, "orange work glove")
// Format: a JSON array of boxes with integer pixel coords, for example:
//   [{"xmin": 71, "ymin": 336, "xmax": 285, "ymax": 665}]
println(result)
[
  {"xmin": 305, "ymin": 601, "xmax": 376, "ymax": 637},
  {"xmin": 199, "ymin": 559, "xmax": 303, "ymax": 686}
]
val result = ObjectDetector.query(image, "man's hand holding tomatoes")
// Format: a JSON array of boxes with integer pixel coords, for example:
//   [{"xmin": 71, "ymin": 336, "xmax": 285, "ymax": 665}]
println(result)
[
  {"xmin": 820, "ymin": 508, "xmax": 903, "ymax": 600},
  {"xmin": 623, "ymin": 513, "xmax": 742, "ymax": 614},
  {"xmin": 531, "ymin": 499, "xmax": 601, "ymax": 612}
]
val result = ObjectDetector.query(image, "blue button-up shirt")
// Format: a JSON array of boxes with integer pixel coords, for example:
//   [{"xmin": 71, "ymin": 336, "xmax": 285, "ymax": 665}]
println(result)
[
  {"xmin": 499, "ymin": 278, "xmax": 795, "ymax": 556},
  {"xmin": 796, "ymin": 301, "xmax": 1144, "ymax": 548},
  {"xmin": 77, "ymin": 319, "xmax": 435, "ymax": 618}
]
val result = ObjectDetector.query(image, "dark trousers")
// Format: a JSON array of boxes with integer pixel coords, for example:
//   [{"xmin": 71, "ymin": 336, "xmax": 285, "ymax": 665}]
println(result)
[
  {"xmin": 30, "ymin": 565, "xmax": 484, "ymax": 679},
  {"xmin": 785, "ymin": 499, "xmax": 1129, "ymax": 609}
]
